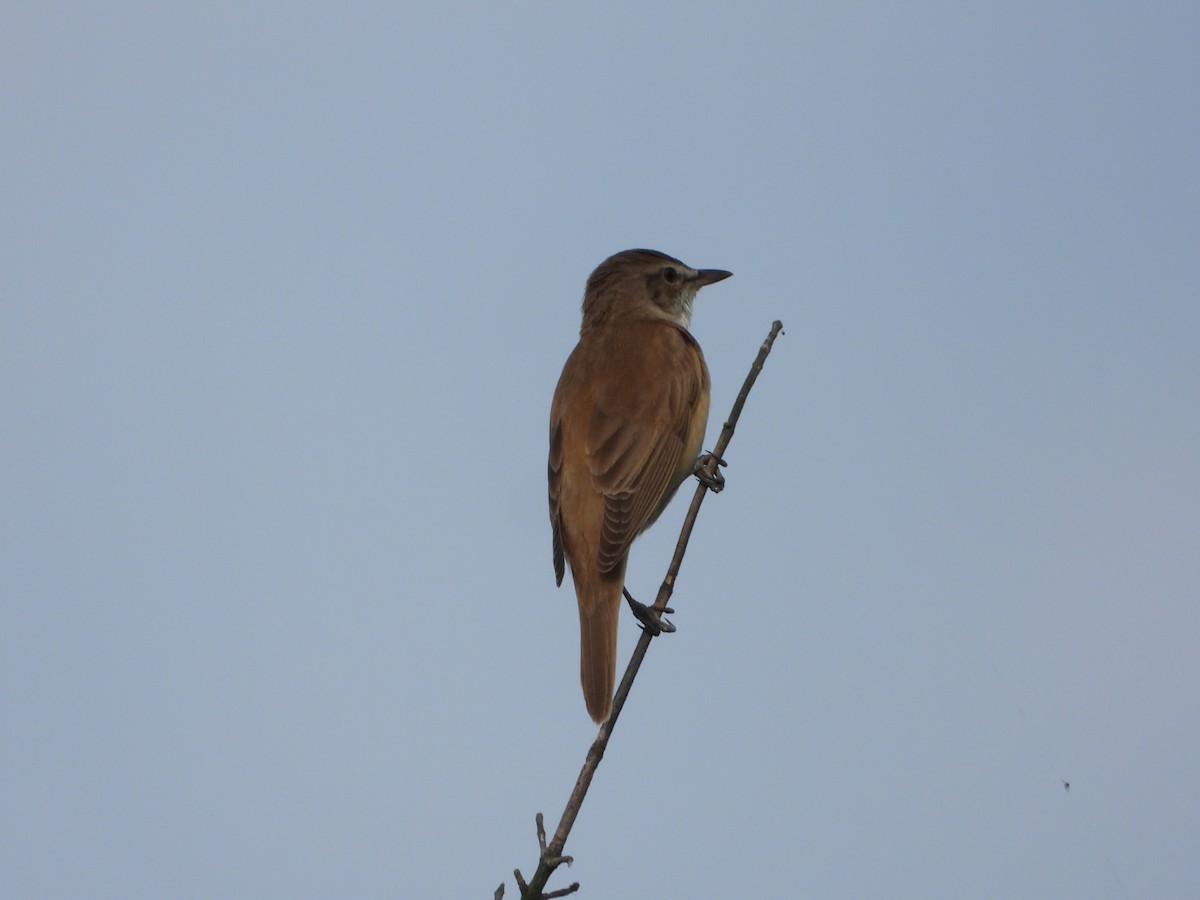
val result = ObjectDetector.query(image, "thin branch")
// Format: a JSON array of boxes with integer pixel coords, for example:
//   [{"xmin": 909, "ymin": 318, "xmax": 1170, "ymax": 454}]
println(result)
[{"xmin": 513, "ymin": 320, "xmax": 784, "ymax": 899}]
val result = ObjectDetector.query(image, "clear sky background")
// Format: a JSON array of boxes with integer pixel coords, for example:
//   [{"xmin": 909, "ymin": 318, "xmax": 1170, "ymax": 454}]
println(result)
[{"xmin": 3, "ymin": 4, "xmax": 1197, "ymax": 898}]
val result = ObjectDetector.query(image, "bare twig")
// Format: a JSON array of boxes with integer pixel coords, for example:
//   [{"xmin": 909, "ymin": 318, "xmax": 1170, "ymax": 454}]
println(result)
[{"xmin": 512, "ymin": 320, "xmax": 784, "ymax": 899}]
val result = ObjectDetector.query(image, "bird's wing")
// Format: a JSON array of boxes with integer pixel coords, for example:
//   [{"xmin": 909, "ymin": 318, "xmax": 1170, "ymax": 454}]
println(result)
[
  {"xmin": 587, "ymin": 327, "xmax": 703, "ymax": 575},
  {"xmin": 548, "ymin": 415, "xmax": 566, "ymax": 586}
]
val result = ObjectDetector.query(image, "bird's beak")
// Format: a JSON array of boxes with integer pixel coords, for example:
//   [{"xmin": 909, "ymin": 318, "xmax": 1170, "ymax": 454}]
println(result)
[{"xmin": 691, "ymin": 268, "xmax": 733, "ymax": 287}]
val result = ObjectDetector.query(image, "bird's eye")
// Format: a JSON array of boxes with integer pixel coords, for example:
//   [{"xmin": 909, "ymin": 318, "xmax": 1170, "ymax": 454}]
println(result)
[{"xmin": 662, "ymin": 266, "xmax": 680, "ymax": 284}]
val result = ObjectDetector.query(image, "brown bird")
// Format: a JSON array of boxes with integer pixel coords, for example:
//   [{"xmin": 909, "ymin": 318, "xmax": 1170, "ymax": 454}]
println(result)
[{"xmin": 548, "ymin": 249, "xmax": 732, "ymax": 722}]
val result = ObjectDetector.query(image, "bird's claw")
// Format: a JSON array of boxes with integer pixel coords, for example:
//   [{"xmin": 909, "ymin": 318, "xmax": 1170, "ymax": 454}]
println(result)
[
  {"xmin": 694, "ymin": 451, "xmax": 727, "ymax": 493},
  {"xmin": 623, "ymin": 588, "xmax": 676, "ymax": 635}
]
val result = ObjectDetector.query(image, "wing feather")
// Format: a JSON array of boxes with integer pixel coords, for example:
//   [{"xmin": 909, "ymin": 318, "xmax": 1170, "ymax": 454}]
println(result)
[
  {"xmin": 549, "ymin": 321, "xmax": 707, "ymax": 581},
  {"xmin": 585, "ymin": 328, "xmax": 703, "ymax": 574},
  {"xmin": 548, "ymin": 418, "xmax": 566, "ymax": 585}
]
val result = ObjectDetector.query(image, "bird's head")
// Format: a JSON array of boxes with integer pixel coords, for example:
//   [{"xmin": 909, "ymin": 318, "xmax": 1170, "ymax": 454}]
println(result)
[{"xmin": 581, "ymin": 249, "xmax": 731, "ymax": 331}]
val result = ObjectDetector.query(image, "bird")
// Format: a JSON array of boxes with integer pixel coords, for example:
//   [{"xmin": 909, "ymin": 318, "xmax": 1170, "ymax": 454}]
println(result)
[{"xmin": 548, "ymin": 249, "xmax": 732, "ymax": 722}]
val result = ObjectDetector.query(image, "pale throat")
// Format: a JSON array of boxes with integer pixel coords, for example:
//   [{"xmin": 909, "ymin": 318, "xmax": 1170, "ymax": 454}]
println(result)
[
  {"xmin": 654, "ymin": 292, "xmax": 694, "ymax": 330},
  {"xmin": 677, "ymin": 294, "xmax": 694, "ymax": 328}
]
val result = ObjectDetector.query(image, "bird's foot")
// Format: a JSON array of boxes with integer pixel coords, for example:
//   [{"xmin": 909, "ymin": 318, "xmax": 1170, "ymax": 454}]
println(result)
[
  {"xmin": 623, "ymin": 588, "xmax": 675, "ymax": 636},
  {"xmin": 694, "ymin": 451, "xmax": 727, "ymax": 493}
]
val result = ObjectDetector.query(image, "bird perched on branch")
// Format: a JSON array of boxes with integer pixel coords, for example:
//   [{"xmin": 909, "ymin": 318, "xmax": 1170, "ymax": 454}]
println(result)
[{"xmin": 548, "ymin": 249, "xmax": 732, "ymax": 722}]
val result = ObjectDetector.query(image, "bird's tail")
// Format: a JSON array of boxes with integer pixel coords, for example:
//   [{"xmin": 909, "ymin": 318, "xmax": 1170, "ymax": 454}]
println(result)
[{"xmin": 578, "ymin": 582, "xmax": 621, "ymax": 724}]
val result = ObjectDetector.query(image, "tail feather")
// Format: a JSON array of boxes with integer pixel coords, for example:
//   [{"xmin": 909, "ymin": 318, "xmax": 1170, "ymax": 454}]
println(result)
[{"xmin": 578, "ymin": 591, "xmax": 620, "ymax": 723}]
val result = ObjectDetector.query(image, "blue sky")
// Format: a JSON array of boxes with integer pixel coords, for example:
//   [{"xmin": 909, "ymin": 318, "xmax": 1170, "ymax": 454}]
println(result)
[{"xmin": 3, "ymin": 4, "xmax": 1197, "ymax": 897}]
